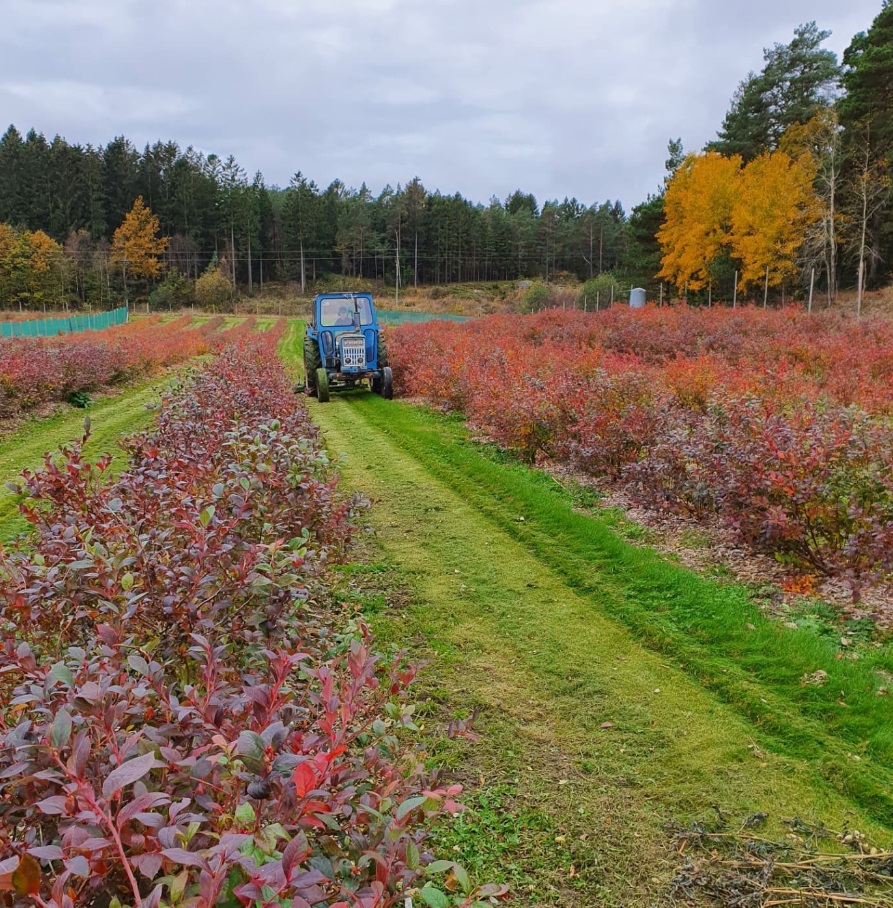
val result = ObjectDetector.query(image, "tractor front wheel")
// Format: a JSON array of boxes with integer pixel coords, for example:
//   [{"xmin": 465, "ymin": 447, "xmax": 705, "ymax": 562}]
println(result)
[
  {"xmin": 381, "ymin": 366, "xmax": 393, "ymax": 400},
  {"xmin": 316, "ymin": 368, "xmax": 330, "ymax": 402},
  {"xmin": 303, "ymin": 336, "xmax": 321, "ymax": 391}
]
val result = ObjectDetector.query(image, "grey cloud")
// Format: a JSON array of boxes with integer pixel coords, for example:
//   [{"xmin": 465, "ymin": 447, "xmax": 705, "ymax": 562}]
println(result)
[{"xmin": 0, "ymin": 0, "xmax": 882, "ymax": 208}]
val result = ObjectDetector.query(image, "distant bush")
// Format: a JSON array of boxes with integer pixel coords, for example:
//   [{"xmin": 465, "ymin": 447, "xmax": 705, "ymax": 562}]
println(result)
[
  {"xmin": 579, "ymin": 274, "xmax": 620, "ymax": 308},
  {"xmin": 148, "ymin": 269, "xmax": 194, "ymax": 310},
  {"xmin": 521, "ymin": 283, "xmax": 552, "ymax": 312},
  {"xmin": 194, "ymin": 265, "xmax": 232, "ymax": 310}
]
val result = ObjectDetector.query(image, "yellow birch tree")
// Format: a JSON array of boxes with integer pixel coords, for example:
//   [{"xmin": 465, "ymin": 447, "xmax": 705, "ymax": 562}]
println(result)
[
  {"xmin": 730, "ymin": 151, "xmax": 818, "ymax": 294},
  {"xmin": 658, "ymin": 152, "xmax": 743, "ymax": 292}
]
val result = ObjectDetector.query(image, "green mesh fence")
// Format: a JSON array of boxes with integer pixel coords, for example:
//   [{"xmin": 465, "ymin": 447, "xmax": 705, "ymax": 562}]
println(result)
[
  {"xmin": 376, "ymin": 309, "xmax": 470, "ymax": 325},
  {"xmin": 0, "ymin": 307, "xmax": 129, "ymax": 338}
]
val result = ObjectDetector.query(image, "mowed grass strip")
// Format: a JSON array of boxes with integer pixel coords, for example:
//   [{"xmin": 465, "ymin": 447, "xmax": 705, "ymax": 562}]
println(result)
[
  {"xmin": 336, "ymin": 395, "xmax": 893, "ymax": 823},
  {"xmin": 307, "ymin": 395, "xmax": 892, "ymax": 905}
]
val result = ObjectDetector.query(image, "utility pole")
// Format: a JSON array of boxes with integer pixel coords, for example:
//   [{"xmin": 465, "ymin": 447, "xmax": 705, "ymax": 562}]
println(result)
[
  {"xmin": 395, "ymin": 228, "xmax": 400, "ymax": 307},
  {"xmin": 247, "ymin": 236, "xmax": 253, "ymax": 295}
]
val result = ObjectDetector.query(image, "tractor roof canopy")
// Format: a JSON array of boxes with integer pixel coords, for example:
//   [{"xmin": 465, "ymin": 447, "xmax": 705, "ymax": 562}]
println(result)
[{"xmin": 316, "ymin": 294, "xmax": 374, "ymax": 329}]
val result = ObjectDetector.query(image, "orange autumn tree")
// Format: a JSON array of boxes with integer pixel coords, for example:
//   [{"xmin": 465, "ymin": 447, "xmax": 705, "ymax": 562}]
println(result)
[
  {"xmin": 110, "ymin": 197, "xmax": 168, "ymax": 300},
  {"xmin": 730, "ymin": 151, "xmax": 819, "ymax": 297},
  {"xmin": 658, "ymin": 152, "xmax": 743, "ymax": 293},
  {"xmin": 23, "ymin": 230, "xmax": 64, "ymax": 310}
]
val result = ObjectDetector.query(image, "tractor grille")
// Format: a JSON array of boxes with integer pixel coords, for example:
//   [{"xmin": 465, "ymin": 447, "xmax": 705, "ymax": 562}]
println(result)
[{"xmin": 340, "ymin": 336, "xmax": 366, "ymax": 369}]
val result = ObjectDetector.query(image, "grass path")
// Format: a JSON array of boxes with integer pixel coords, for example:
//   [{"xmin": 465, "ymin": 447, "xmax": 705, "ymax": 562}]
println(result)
[
  {"xmin": 0, "ymin": 377, "xmax": 177, "ymax": 541},
  {"xmin": 282, "ymin": 322, "xmax": 893, "ymax": 902}
]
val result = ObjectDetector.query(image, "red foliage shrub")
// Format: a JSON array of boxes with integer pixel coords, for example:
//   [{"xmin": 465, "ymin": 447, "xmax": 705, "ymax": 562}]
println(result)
[
  {"xmin": 0, "ymin": 318, "xmax": 220, "ymax": 419},
  {"xmin": 0, "ymin": 336, "xmax": 492, "ymax": 907},
  {"xmin": 390, "ymin": 307, "xmax": 893, "ymax": 601}
]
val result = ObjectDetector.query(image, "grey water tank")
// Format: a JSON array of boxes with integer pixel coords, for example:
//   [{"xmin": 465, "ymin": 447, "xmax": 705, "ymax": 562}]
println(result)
[{"xmin": 629, "ymin": 287, "xmax": 646, "ymax": 308}]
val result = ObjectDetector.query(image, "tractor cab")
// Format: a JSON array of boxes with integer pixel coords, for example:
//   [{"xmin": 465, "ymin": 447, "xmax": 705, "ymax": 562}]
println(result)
[{"xmin": 302, "ymin": 292, "xmax": 392, "ymax": 402}]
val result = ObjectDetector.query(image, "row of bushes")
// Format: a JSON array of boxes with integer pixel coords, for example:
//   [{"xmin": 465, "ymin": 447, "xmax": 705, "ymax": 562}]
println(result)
[
  {"xmin": 0, "ymin": 334, "xmax": 491, "ymax": 906},
  {"xmin": 0, "ymin": 316, "xmax": 280, "ymax": 420},
  {"xmin": 390, "ymin": 308, "xmax": 893, "ymax": 606},
  {"xmin": 0, "ymin": 318, "xmax": 202, "ymax": 419}
]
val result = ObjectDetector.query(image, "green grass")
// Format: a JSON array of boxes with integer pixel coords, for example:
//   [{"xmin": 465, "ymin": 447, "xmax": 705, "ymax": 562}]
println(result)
[
  {"xmin": 302, "ymin": 394, "xmax": 893, "ymax": 905},
  {"xmin": 339, "ymin": 397, "xmax": 893, "ymax": 819},
  {"xmin": 0, "ymin": 376, "xmax": 181, "ymax": 542}
]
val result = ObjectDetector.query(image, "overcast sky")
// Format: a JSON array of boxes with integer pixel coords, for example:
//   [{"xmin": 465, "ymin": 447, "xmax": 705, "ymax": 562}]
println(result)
[{"xmin": 0, "ymin": 0, "xmax": 883, "ymax": 210}]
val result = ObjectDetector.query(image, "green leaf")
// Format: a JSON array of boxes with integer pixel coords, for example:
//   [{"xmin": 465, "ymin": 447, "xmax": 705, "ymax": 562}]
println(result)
[
  {"xmin": 395, "ymin": 795, "xmax": 427, "ymax": 820},
  {"xmin": 199, "ymin": 506, "xmax": 215, "ymax": 527},
  {"xmin": 121, "ymin": 572, "xmax": 134, "ymax": 591},
  {"xmin": 48, "ymin": 662, "xmax": 75, "ymax": 687},
  {"xmin": 418, "ymin": 886, "xmax": 450, "ymax": 908},
  {"xmin": 236, "ymin": 730, "xmax": 266, "ymax": 772},
  {"xmin": 452, "ymin": 863, "xmax": 470, "ymax": 894},
  {"xmin": 51, "ymin": 709, "xmax": 72, "ymax": 748},
  {"xmin": 405, "ymin": 839, "xmax": 420, "ymax": 870},
  {"xmin": 235, "ymin": 801, "xmax": 256, "ymax": 825},
  {"xmin": 68, "ymin": 560, "xmax": 93, "ymax": 570},
  {"xmin": 427, "ymin": 861, "xmax": 455, "ymax": 874}
]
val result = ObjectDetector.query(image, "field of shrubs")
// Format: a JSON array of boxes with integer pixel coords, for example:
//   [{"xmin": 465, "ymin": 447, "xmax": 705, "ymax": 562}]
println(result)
[
  {"xmin": 390, "ymin": 306, "xmax": 893, "ymax": 610},
  {"xmin": 0, "ymin": 315, "xmax": 271, "ymax": 421},
  {"xmin": 0, "ymin": 331, "xmax": 489, "ymax": 907}
]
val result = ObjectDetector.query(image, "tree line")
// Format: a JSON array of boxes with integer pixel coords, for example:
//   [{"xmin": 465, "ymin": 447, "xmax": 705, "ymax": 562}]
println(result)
[
  {"xmin": 0, "ymin": 125, "xmax": 639, "ymax": 310},
  {"xmin": 0, "ymin": 4, "xmax": 891, "ymax": 312}
]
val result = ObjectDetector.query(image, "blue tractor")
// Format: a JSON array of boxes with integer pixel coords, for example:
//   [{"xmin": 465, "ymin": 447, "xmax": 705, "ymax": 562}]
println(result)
[{"xmin": 302, "ymin": 292, "xmax": 392, "ymax": 402}]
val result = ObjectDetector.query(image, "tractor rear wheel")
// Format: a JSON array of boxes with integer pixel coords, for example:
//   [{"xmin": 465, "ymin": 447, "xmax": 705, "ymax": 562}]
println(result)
[
  {"xmin": 316, "ymin": 368, "xmax": 330, "ymax": 403},
  {"xmin": 303, "ymin": 336, "xmax": 321, "ymax": 391},
  {"xmin": 377, "ymin": 332, "xmax": 389, "ymax": 367},
  {"xmin": 381, "ymin": 366, "xmax": 393, "ymax": 400}
]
